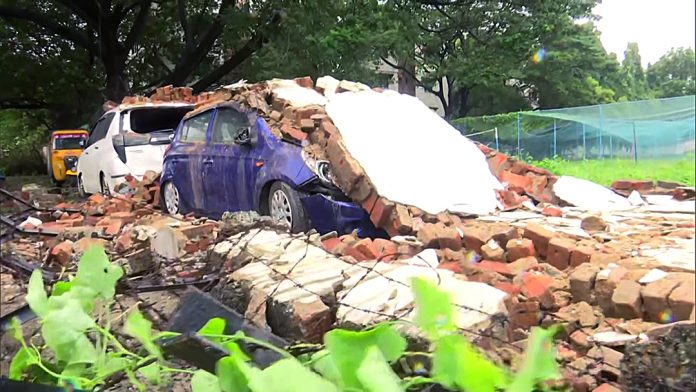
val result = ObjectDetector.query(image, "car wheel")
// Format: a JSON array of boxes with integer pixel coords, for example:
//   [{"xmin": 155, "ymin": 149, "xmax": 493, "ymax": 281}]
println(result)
[
  {"xmin": 269, "ymin": 181, "xmax": 309, "ymax": 233},
  {"xmin": 77, "ymin": 174, "xmax": 88, "ymax": 197},
  {"xmin": 162, "ymin": 181, "xmax": 184, "ymax": 215},
  {"xmin": 100, "ymin": 173, "xmax": 111, "ymax": 196}
]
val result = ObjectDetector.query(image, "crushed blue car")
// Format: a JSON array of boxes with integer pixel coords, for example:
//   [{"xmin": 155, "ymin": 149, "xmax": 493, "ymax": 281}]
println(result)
[{"xmin": 160, "ymin": 101, "xmax": 385, "ymax": 237}]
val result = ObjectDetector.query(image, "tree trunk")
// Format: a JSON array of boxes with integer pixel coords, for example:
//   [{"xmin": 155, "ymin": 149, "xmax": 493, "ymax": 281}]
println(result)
[
  {"xmin": 397, "ymin": 59, "xmax": 417, "ymax": 96},
  {"xmin": 446, "ymin": 87, "xmax": 470, "ymax": 119}
]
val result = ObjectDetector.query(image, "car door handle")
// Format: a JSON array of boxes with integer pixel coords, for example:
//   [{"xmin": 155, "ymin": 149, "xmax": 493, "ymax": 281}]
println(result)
[
  {"xmin": 94, "ymin": 146, "xmax": 99, "ymax": 150},
  {"xmin": 203, "ymin": 159, "xmax": 214, "ymax": 165}
]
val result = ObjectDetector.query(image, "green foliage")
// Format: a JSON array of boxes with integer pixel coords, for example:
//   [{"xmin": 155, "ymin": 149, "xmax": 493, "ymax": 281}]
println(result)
[
  {"xmin": 530, "ymin": 155, "xmax": 696, "ymax": 187},
  {"xmin": 10, "ymin": 245, "xmax": 187, "ymax": 390},
  {"xmin": 647, "ymin": 47, "xmax": 696, "ymax": 98},
  {"xmin": 12, "ymin": 245, "xmax": 564, "ymax": 392}
]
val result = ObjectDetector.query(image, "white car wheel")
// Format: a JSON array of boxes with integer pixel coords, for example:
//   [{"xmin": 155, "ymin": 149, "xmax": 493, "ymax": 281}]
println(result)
[
  {"xmin": 270, "ymin": 188, "xmax": 293, "ymax": 228},
  {"xmin": 163, "ymin": 182, "xmax": 180, "ymax": 215}
]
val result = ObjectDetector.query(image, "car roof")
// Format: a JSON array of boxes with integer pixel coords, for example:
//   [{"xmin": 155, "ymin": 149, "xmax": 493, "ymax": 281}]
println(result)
[
  {"xmin": 106, "ymin": 101, "xmax": 195, "ymax": 115},
  {"xmin": 183, "ymin": 100, "xmax": 251, "ymax": 120}
]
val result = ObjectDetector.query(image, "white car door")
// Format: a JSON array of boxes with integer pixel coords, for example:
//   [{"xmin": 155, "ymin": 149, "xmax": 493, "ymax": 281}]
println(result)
[{"xmin": 79, "ymin": 112, "xmax": 115, "ymax": 193}]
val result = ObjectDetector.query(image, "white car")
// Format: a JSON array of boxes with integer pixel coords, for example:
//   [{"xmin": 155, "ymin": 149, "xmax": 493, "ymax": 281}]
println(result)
[{"xmin": 77, "ymin": 102, "xmax": 194, "ymax": 195}]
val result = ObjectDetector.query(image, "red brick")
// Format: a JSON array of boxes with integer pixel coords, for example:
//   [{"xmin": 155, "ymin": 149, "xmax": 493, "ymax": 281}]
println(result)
[
  {"xmin": 110, "ymin": 211, "xmax": 135, "ymax": 224},
  {"xmin": 344, "ymin": 245, "xmax": 368, "ymax": 262},
  {"xmin": 373, "ymin": 238, "xmax": 397, "ymax": 262},
  {"xmin": 481, "ymin": 241, "xmax": 505, "ymax": 261},
  {"xmin": 321, "ymin": 237, "xmax": 342, "ymax": 253},
  {"xmin": 437, "ymin": 225, "xmax": 462, "ymax": 251},
  {"xmin": 500, "ymin": 170, "xmax": 533, "ymax": 193},
  {"xmin": 487, "ymin": 154, "xmax": 510, "ymax": 177},
  {"xmin": 279, "ymin": 121, "xmax": 306, "ymax": 141},
  {"xmin": 668, "ymin": 280, "xmax": 695, "ymax": 321},
  {"xmin": 396, "ymin": 243, "xmax": 421, "ymax": 259},
  {"xmin": 461, "ymin": 228, "xmax": 490, "ymax": 253},
  {"xmin": 417, "ymin": 223, "xmax": 440, "ymax": 248},
  {"xmin": 50, "ymin": 241, "xmax": 74, "ymax": 265},
  {"xmin": 521, "ymin": 273, "xmax": 555, "ymax": 308},
  {"xmin": 546, "ymin": 237, "xmax": 575, "ymax": 270},
  {"xmin": 506, "ymin": 238, "xmax": 536, "ymax": 261},
  {"xmin": 294, "ymin": 76, "xmax": 314, "ymax": 88},
  {"xmin": 611, "ymin": 280, "xmax": 643, "ymax": 319},
  {"xmin": 115, "ymin": 230, "xmax": 134, "ymax": 254},
  {"xmin": 105, "ymin": 220, "xmax": 124, "ymax": 236},
  {"xmin": 611, "ymin": 180, "xmax": 653, "ymax": 191},
  {"xmin": 498, "ymin": 190, "xmax": 528, "ymax": 209},
  {"xmin": 354, "ymin": 238, "xmax": 380, "ymax": 260},
  {"xmin": 438, "ymin": 261, "xmax": 464, "ymax": 274},
  {"xmin": 570, "ymin": 246, "xmax": 593, "ymax": 267},
  {"xmin": 88, "ymin": 194, "xmax": 106, "ymax": 204},
  {"xmin": 507, "ymin": 299, "xmax": 541, "ymax": 330},
  {"xmin": 507, "ymin": 256, "xmax": 539, "ymax": 276},
  {"xmin": 523, "ymin": 223, "xmax": 555, "ymax": 257},
  {"xmin": 360, "ymin": 191, "xmax": 379, "ymax": 215},
  {"xmin": 476, "ymin": 260, "xmax": 511, "ymax": 276},
  {"xmin": 495, "ymin": 282, "xmax": 521, "ymax": 297},
  {"xmin": 541, "ymin": 205, "xmax": 563, "ymax": 217},
  {"xmin": 593, "ymin": 383, "xmax": 621, "ymax": 392},
  {"xmin": 368, "ymin": 197, "xmax": 394, "ymax": 229},
  {"xmin": 391, "ymin": 204, "xmax": 413, "ymax": 236},
  {"xmin": 179, "ymin": 223, "xmax": 215, "ymax": 239}
]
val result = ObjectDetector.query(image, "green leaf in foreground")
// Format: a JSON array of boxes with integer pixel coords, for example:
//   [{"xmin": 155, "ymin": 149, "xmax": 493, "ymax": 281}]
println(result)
[
  {"xmin": 356, "ymin": 346, "xmax": 403, "ymax": 392},
  {"xmin": 432, "ymin": 334, "xmax": 508, "ymax": 392},
  {"xmin": 217, "ymin": 355, "xmax": 255, "ymax": 392},
  {"xmin": 411, "ymin": 277, "xmax": 456, "ymax": 339},
  {"xmin": 198, "ymin": 317, "xmax": 227, "ymax": 345},
  {"xmin": 72, "ymin": 245, "xmax": 123, "ymax": 300},
  {"xmin": 124, "ymin": 311, "xmax": 161, "ymax": 359},
  {"xmin": 41, "ymin": 298, "xmax": 97, "ymax": 364},
  {"xmin": 191, "ymin": 370, "xmax": 222, "ymax": 392},
  {"xmin": 9, "ymin": 347, "xmax": 37, "ymax": 380},
  {"xmin": 508, "ymin": 326, "xmax": 562, "ymax": 392},
  {"xmin": 138, "ymin": 362, "xmax": 162, "ymax": 385},
  {"xmin": 324, "ymin": 324, "xmax": 406, "ymax": 390},
  {"xmin": 26, "ymin": 270, "xmax": 48, "ymax": 318},
  {"xmin": 249, "ymin": 358, "xmax": 338, "ymax": 392}
]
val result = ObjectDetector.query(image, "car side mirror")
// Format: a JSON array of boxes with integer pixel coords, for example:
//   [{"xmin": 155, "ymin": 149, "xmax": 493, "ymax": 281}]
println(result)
[
  {"xmin": 169, "ymin": 133, "xmax": 175, "ymax": 142},
  {"xmin": 234, "ymin": 127, "xmax": 251, "ymax": 145}
]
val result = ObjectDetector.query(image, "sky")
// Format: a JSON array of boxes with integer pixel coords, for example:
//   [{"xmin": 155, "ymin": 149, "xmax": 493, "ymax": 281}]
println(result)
[{"xmin": 593, "ymin": 0, "xmax": 696, "ymax": 67}]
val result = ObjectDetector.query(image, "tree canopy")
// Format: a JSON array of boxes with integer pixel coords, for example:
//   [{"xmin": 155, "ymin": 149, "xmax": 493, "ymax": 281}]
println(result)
[{"xmin": 1, "ymin": 0, "xmax": 694, "ymax": 173}]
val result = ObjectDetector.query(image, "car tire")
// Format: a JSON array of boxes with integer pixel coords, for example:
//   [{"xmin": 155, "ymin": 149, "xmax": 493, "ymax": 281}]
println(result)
[
  {"xmin": 100, "ymin": 173, "xmax": 111, "ymax": 196},
  {"xmin": 77, "ymin": 174, "xmax": 88, "ymax": 197},
  {"xmin": 162, "ymin": 181, "xmax": 186, "ymax": 215},
  {"xmin": 269, "ymin": 181, "xmax": 310, "ymax": 233}
]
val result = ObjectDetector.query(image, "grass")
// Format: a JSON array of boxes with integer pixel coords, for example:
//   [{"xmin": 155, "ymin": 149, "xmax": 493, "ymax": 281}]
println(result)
[{"xmin": 530, "ymin": 155, "xmax": 695, "ymax": 187}]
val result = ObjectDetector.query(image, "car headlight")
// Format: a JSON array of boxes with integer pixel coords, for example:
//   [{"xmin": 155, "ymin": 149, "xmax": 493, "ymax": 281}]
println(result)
[{"xmin": 301, "ymin": 149, "xmax": 334, "ymax": 185}]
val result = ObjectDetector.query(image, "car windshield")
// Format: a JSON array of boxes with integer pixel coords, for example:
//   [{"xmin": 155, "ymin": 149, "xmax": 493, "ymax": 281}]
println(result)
[
  {"xmin": 53, "ymin": 134, "xmax": 87, "ymax": 150},
  {"xmin": 128, "ymin": 107, "xmax": 193, "ymax": 134}
]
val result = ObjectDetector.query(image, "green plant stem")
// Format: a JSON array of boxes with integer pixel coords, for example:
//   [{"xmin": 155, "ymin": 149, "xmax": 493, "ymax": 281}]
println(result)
[
  {"xmin": 198, "ymin": 333, "xmax": 294, "ymax": 359},
  {"xmin": 402, "ymin": 376, "xmax": 438, "ymax": 389},
  {"xmin": 94, "ymin": 326, "xmax": 140, "ymax": 358}
]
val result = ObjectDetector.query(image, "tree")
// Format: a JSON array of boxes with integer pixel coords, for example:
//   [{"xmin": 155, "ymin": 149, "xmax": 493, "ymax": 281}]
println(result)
[
  {"xmin": 616, "ymin": 42, "xmax": 652, "ymax": 100},
  {"xmin": 647, "ymin": 47, "xmax": 696, "ymax": 98},
  {"xmin": 0, "ymin": 0, "xmax": 284, "ymax": 101},
  {"xmin": 520, "ymin": 21, "xmax": 622, "ymax": 109},
  {"xmin": 379, "ymin": 0, "xmax": 597, "ymax": 119}
]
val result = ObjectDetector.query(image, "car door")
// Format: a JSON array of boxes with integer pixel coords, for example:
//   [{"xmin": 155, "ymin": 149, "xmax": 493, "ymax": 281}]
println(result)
[
  {"xmin": 176, "ymin": 111, "xmax": 213, "ymax": 212},
  {"xmin": 80, "ymin": 113, "xmax": 115, "ymax": 193},
  {"xmin": 205, "ymin": 107, "xmax": 258, "ymax": 215}
]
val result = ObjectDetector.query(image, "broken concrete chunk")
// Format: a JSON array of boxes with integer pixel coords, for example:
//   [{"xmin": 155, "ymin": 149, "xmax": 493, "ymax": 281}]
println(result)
[
  {"xmin": 150, "ymin": 226, "xmax": 187, "ymax": 259},
  {"xmin": 611, "ymin": 280, "xmax": 643, "ymax": 319}
]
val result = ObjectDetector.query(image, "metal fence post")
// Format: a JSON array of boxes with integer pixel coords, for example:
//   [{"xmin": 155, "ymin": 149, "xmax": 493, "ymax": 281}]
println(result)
[
  {"xmin": 516, "ymin": 113, "xmax": 521, "ymax": 157},
  {"xmin": 598, "ymin": 104, "xmax": 604, "ymax": 159},
  {"xmin": 632, "ymin": 121, "xmax": 638, "ymax": 163},
  {"xmin": 609, "ymin": 135, "xmax": 613, "ymax": 159},
  {"xmin": 553, "ymin": 119, "xmax": 557, "ymax": 157},
  {"xmin": 495, "ymin": 127, "xmax": 499, "ymax": 151},
  {"xmin": 582, "ymin": 123, "xmax": 586, "ymax": 160}
]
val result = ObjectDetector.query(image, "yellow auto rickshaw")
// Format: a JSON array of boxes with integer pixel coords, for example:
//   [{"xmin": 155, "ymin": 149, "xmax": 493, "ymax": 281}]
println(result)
[{"xmin": 45, "ymin": 129, "xmax": 89, "ymax": 186}]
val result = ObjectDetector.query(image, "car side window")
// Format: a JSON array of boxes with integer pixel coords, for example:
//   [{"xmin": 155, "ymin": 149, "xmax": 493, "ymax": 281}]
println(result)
[
  {"xmin": 211, "ymin": 108, "xmax": 250, "ymax": 144},
  {"xmin": 181, "ymin": 111, "xmax": 213, "ymax": 143},
  {"xmin": 87, "ymin": 113, "xmax": 115, "ymax": 147}
]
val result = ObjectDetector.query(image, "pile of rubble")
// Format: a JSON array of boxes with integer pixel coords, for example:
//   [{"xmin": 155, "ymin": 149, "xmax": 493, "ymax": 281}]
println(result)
[{"xmin": 2, "ymin": 76, "xmax": 695, "ymax": 391}]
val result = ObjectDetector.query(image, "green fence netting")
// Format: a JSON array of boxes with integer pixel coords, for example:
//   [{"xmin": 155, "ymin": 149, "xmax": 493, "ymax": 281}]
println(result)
[{"xmin": 452, "ymin": 95, "xmax": 696, "ymax": 161}]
